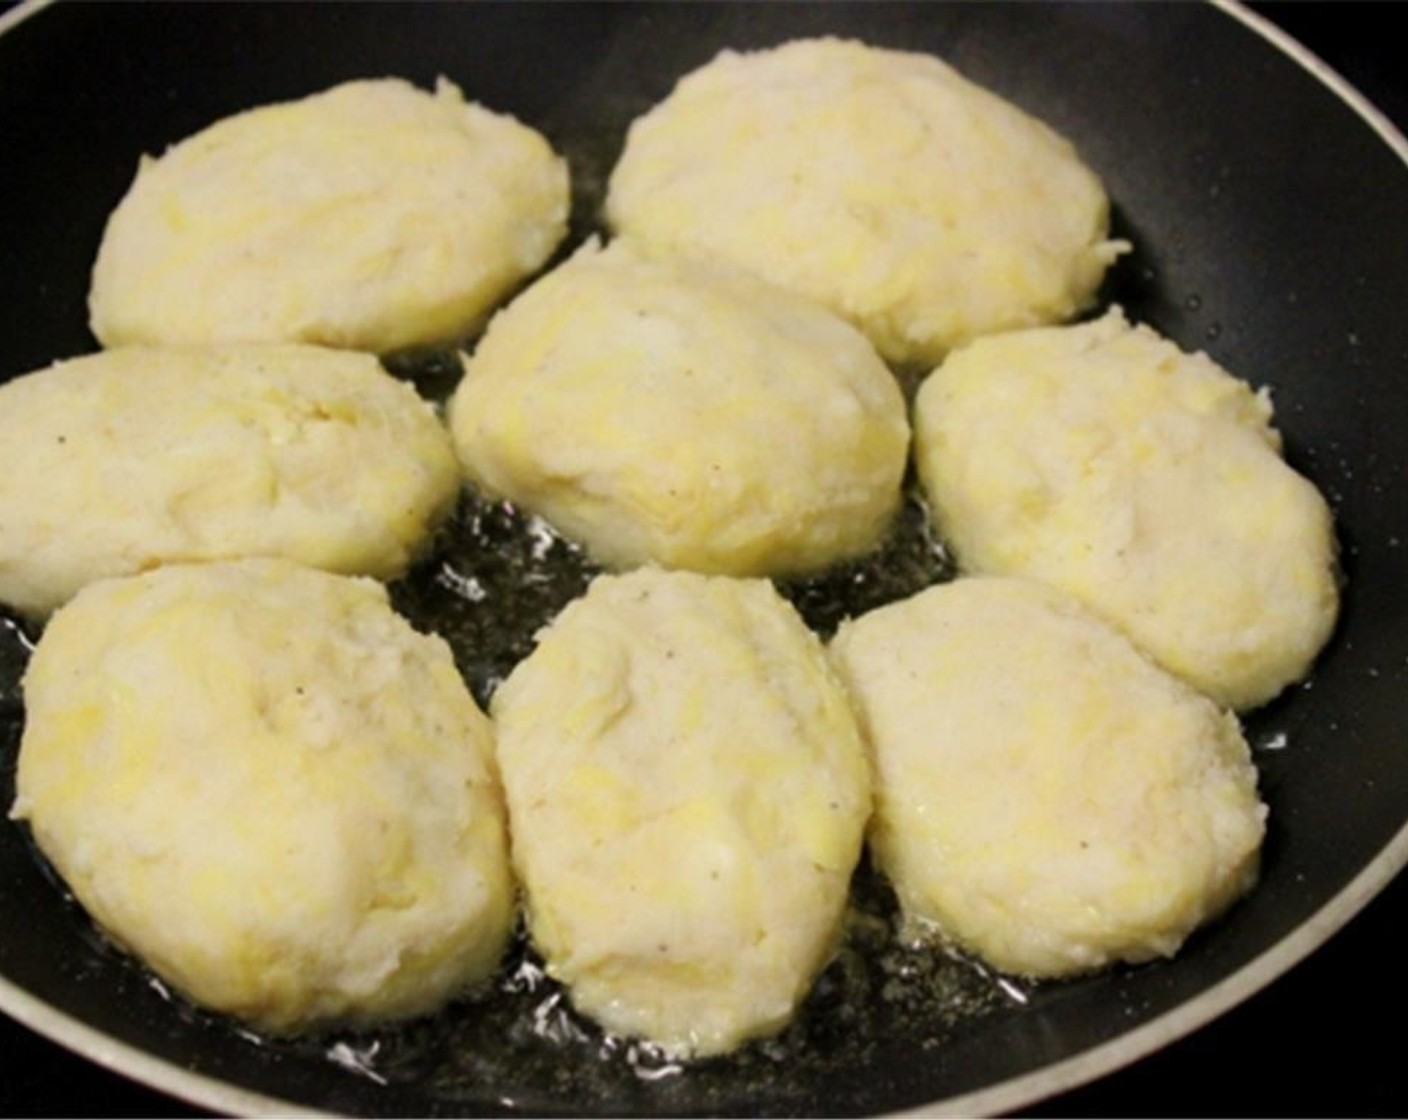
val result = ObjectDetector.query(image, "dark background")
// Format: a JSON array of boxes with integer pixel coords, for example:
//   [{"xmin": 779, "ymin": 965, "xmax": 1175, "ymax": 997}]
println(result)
[{"xmin": 0, "ymin": 3, "xmax": 1402, "ymax": 1117}]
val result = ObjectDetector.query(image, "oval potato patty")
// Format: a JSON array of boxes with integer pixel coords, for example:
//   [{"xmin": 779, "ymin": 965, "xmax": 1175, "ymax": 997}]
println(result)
[
  {"xmin": 0, "ymin": 344, "xmax": 461, "ymax": 618},
  {"xmin": 607, "ymin": 37, "xmax": 1124, "ymax": 368},
  {"xmin": 13, "ymin": 559, "xmax": 514, "ymax": 1033},
  {"xmin": 830, "ymin": 576, "xmax": 1266, "ymax": 978},
  {"xmin": 90, "ymin": 77, "xmax": 568, "ymax": 353},
  {"xmin": 491, "ymin": 568, "xmax": 871, "ymax": 1056},
  {"xmin": 913, "ymin": 308, "xmax": 1339, "ymax": 710},
  {"xmin": 450, "ymin": 239, "xmax": 908, "ymax": 578}
]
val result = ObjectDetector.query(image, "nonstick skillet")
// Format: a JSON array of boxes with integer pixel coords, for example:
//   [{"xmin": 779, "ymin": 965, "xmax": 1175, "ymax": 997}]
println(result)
[{"xmin": 0, "ymin": 3, "xmax": 1406, "ymax": 1116}]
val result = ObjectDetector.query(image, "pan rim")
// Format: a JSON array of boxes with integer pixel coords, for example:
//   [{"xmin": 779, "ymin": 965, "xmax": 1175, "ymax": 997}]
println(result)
[
  {"xmin": 0, "ymin": 0, "xmax": 50, "ymax": 39},
  {"xmin": 915, "ymin": 2, "xmax": 1408, "ymax": 1112},
  {"xmin": 0, "ymin": 1, "xmax": 1403, "ymax": 1115}
]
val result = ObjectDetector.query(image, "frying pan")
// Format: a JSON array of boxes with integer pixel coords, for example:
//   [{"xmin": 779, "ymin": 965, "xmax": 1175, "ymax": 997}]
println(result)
[{"xmin": 1, "ymin": 2, "xmax": 1406, "ymax": 1115}]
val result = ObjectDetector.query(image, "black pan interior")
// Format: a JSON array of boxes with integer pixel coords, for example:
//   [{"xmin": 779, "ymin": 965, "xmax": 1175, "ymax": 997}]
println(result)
[{"xmin": 1, "ymin": 3, "xmax": 1407, "ymax": 1116}]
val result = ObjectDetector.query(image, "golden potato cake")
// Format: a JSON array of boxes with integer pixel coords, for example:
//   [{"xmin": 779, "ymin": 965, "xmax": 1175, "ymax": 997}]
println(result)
[
  {"xmin": 90, "ymin": 78, "xmax": 568, "ymax": 352},
  {"xmin": 914, "ymin": 309, "xmax": 1339, "ymax": 709},
  {"xmin": 449, "ymin": 239, "xmax": 908, "ymax": 578},
  {"xmin": 0, "ymin": 344, "xmax": 461, "ymax": 618},
  {"xmin": 830, "ymin": 576, "xmax": 1266, "ymax": 978},
  {"xmin": 606, "ymin": 38, "xmax": 1123, "ymax": 368},
  {"xmin": 491, "ymin": 568, "xmax": 871, "ymax": 1056},
  {"xmin": 13, "ymin": 559, "xmax": 514, "ymax": 1033}
]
